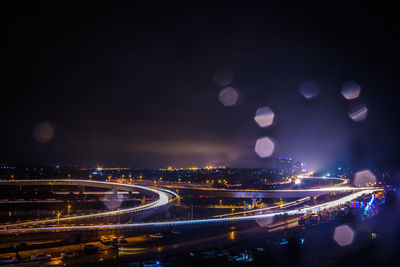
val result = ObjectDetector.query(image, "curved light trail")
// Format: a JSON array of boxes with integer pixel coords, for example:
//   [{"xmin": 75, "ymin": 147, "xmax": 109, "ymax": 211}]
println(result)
[
  {"xmin": 0, "ymin": 188, "xmax": 381, "ymax": 233},
  {"xmin": 213, "ymin": 196, "xmax": 311, "ymax": 218},
  {"xmin": 0, "ymin": 180, "xmax": 177, "ymax": 229}
]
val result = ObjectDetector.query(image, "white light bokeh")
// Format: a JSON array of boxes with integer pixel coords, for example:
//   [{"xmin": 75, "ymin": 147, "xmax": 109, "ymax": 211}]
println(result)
[
  {"xmin": 294, "ymin": 178, "xmax": 301, "ymax": 185},
  {"xmin": 254, "ymin": 137, "xmax": 275, "ymax": 158},
  {"xmin": 219, "ymin": 87, "xmax": 239, "ymax": 107},
  {"xmin": 354, "ymin": 169, "xmax": 377, "ymax": 187},
  {"xmin": 254, "ymin": 106, "xmax": 274, "ymax": 128},
  {"xmin": 255, "ymin": 216, "xmax": 274, "ymax": 227},
  {"xmin": 33, "ymin": 121, "xmax": 55, "ymax": 143},
  {"xmin": 103, "ymin": 195, "xmax": 123, "ymax": 210},
  {"xmin": 213, "ymin": 69, "xmax": 233, "ymax": 87},
  {"xmin": 341, "ymin": 81, "xmax": 361, "ymax": 100},
  {"xmin": 299, "ymin": 81, "xmax": 319, "ymax": 99},
  {"xmin": 348, "ymin": 104, "xmax": 368, "ymax": 122},
  {"xmin": 333, "ymin": 224, "xmax": 355, "ymax": 246}
]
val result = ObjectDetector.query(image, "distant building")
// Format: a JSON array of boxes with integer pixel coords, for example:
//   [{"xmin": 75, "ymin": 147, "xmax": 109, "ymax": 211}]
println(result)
[
  {"xmin": 276, "ymin": 157, "xmax": 293, "ymax": 176},
  {"xmin": 293, "ymin": 161, "xmax": 302, "ymax": 175}
]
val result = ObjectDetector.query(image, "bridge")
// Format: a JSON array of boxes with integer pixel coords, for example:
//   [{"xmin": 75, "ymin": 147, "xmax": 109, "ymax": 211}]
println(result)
[
  {"xmin": 0, "ymin": 188, "xmax": 380, "ymax": 234},
  {"xmin": 0, "ymin": 180, "xmax": 177, "ymax": 229},
  {"xmin": 156, "ymin": 176, "xmax": 357, "ymax": 198},
  {"xmin": 0, "ymin": 177, "xmax": 383, "ymax": 235}
]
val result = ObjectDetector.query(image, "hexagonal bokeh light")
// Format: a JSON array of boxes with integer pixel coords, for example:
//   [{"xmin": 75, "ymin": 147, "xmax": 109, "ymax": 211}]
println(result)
[
  {"xmin": 255, "ymin": 216, "xmax": 274, "ymax": 227},
  {"xmin": 333, "ymin": 224, "xmax": 355, "ymax": 246},
  {"xmin": 254, "ymin": 106, "xmax": 274, "ymax": 128},
  {"xmin": 341, "ymin": 81, "xmax": 361, "ymax": 100},
  {"xmin": 33, "ymin": 121, "xmax": 55, "ymax": 143},
  {"xmin": 254, "ymin": 137, "xmax": 275, "ymax": 158},
  {"xmin": 354, "ymin": 169, "xmax": 377, "ymax": 187},
  {"xmin": 103, "ymin": 194, "xmax": 123, "ymax": 210},
  {"xmin": 299, "ymin": 81, "xmax": 319, "ymax": 99},
  {"xmin": 213, "ymin": 69, "xmax": 233, "ymax": 87},
  {"xmin": 348, "ymin": 104, "xmax": 368, "ymax": 122},
  {"xmin": 219, "ymin": 86, "xmax": 239, "ymax": 106}
]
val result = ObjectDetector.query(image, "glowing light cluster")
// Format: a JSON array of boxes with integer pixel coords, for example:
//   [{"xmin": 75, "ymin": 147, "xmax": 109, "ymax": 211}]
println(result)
[
  {"xmin": 213, "ymin": 69, "xmax": 233, "ymax": 87},
  {"xmin": 354, "ymin": 170, "xmax": 376, "ymax": 187},
  {"xmin": 348, "ymin": 104, "xmax": 368, "ymax": 122},
  {"xmin": 333, "ymin": 224, "xmax": 355, "ymax": 246},
  {"xmin": 299, "ymin": 81, "xmax": 319, "ymax": 99},
  {"xmin": 33, "ymin": 121, "xmax": 55, "ymax": 143},
  {"xmin": 341, "ymin": 81, "xmax": 361, "ymax": 100},
  {"xmin": 254, "ymin": 137, "xmax": 275, "ymax": 158},
  {"xmin": 219, "ymin": 87, "xmax": 239, "ymax": 106},
  {"xmin": 254, "ymin": 106, "xmax": 274, "ymax": 128}
]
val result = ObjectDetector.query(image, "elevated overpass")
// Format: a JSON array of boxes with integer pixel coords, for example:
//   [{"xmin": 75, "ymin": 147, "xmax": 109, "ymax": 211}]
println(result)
[
  {"xmin": 0, "ymin": 180, "xmax": 177, "ymax": 229},
  {"xmin": 155, "ymin": 176, "xmax": 353, "ymax": 198},
  {"xmin": 0, "ymin": 188, "xmax": 381, "ymax": 234},
  {"xmin": 166, "ymin": 186, "xmax": 367, "ymax": 199}
]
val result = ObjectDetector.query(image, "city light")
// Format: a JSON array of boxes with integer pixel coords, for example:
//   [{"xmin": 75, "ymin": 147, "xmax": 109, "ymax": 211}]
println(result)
[{"xmin": 1, "ymin": 3, "xmax": 397, "ymax": 265}]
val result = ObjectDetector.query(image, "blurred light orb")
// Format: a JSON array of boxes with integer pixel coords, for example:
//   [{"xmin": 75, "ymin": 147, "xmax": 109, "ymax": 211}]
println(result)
[
  {"xmin": 294, "ymin": 178, "xmax": 301, "ymax": 185},
  {"xmin": 213, "ymin": 69, "xmax": 233, "ymax": 87},
  {"xmin": 33, "ymin": 121, "xmax": 55, "ymax": 143},
  {"xmin": 341, "ymin": 81, "xmax": 361, "ymax": 100},
  {"xmin": 219, "ymin": 87, "xmax": 239, "ymax": 107},
  {"xmin": 255, "ymin": 216, "xmax": 274, "ymax": 227},
  {"xmin": 254, "ymin": 106, "xmax": 274, "ymax": 128},
  {"xmin": 333, "ymin": 224, "xmax": 355, "ymax": 246},
  {"xmin": 254, "ymin": 137, "xmax": 275, "ymax": 158},
  {"xmin": 348, "ymin": 104, "xmax": 368, "ymax": 122},
  {"xmin": 299, "ymin": 81, "xmax": 319, "ymax": 99},
  {"xmin": 354, "ymin": 169, "xmax": 377, "ymax": 187},
  {"xmin": 103, "ymin": 195, "xmax": 123, "ymax": 210}
]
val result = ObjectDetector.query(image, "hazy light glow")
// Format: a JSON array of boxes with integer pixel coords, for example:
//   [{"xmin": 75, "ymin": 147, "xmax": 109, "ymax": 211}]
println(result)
[
  {"xmin": 294, "ymin": 178, "xmax": 301, "ymax": 185},
  {"xmin": 341, "ymin": 81, "xmax": 361, "ymax": 100},
  {"xmin": 219, "ymin": 87, "xmax": 239, "ymax": 106},
  {"xmin": 254, "ymin": 106, "xmax": 274, "ymax": 127},
  {"xmin": 255, "ymin": 216, "xmax": 273, "ymax": 227},
  {"xmin": 348, "ymin": 104, "xmax": 368, "ymax": 122},
  {"xmin": 333, "ymin": 224, "xmax": 355, "ymax": 246},
  {"xmin": 299, "ymin": 81, "xmax": 319, "ymax": 99},
  {"xmin": 354, "ymin": 169, "xmax": 377, "ymax": 187},
  {"xmin": 103, "ymin": 194, "xmax": 123, "ymax": 210},
  {"xmin": 33, "ymin": 121, "xmax": 55, "ymax": 143},
  {"xmin": 254, "ymin": 137, "xmax": 275, "ymax": 158},
  {"xmin": 213, "ymin": 69, "xmax": 233, "ymax": 87}
]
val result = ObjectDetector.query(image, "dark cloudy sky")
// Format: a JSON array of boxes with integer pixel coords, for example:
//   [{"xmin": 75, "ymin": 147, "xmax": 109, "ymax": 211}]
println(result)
[{"xmin": 2, "ymin": 1, "xmax": 400, "ymax": 170}]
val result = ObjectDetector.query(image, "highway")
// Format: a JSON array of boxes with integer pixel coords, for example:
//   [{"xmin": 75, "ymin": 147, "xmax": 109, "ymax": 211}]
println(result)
[
  {"xmin": 157, "ymin": 177, "xmax": 369, "ymax": 198},
  {"xmin": 0, "ymin": 180, "xmax": 177, "ymax": 229},
  {"xmin": 213, "ymin": 196, "xmax": 311, "ymax": 218},
  {"xmin": 0, "ymin": 187, "xmax": 381, "ymax": 234}
]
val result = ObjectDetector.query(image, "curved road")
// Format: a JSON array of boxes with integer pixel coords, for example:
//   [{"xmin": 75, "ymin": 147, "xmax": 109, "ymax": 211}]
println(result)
[
  {"xmin": 0, "ymin": 188, "xmax": 381, "ymax": 233},
  {"xmin": 0, "ymin": 180, "xmax": 177, "ymax": 229}
]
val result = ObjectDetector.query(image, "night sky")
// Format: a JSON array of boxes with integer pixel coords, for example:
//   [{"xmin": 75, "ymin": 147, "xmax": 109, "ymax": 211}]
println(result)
[{"xmin": 2, "ymin": 2, "xmax": 400, "ymax": 170}]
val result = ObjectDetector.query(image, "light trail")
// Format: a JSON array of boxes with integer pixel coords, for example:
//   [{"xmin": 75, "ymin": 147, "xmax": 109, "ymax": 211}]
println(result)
[
  {"xmin": 0, "ymin": 188, "xmax": 381, "ymax": 233},
  {"xmin": 297, "ymin": 176, "xmax": 349, "ymax": 187},
  {"xmin": 0, "ymin": 180, "xmax": 177, "ymax": 229},
  {"xmin": 156, "ymin": 176, "xmax": 349, "ymax": 192},
  {"xmin": 213, "ymin": 197, "xmax": 311, "ymax": 218}
]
